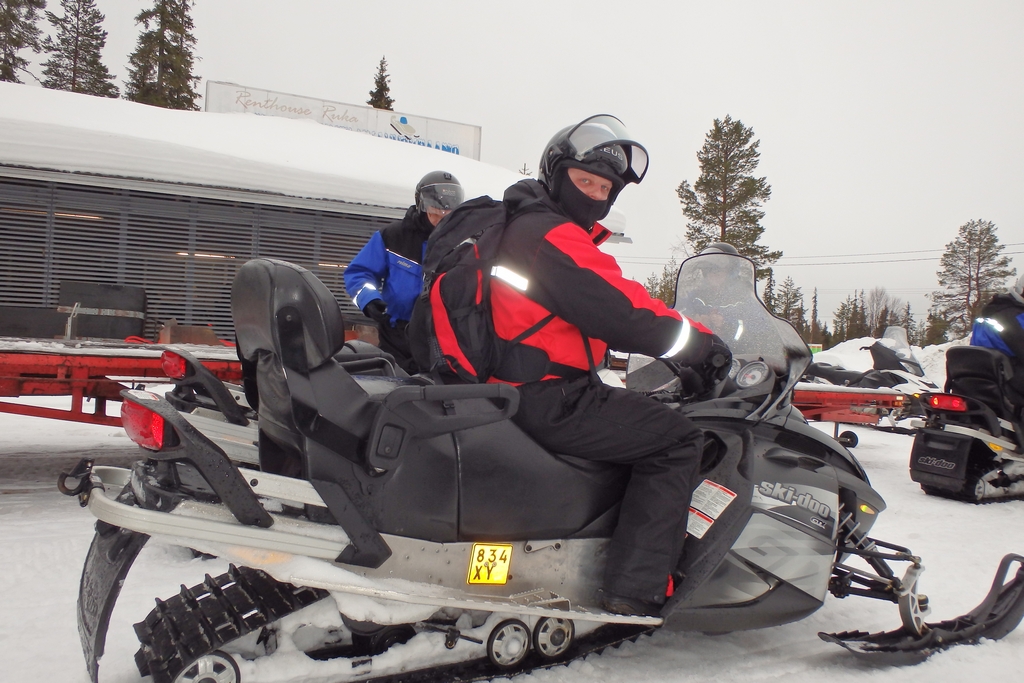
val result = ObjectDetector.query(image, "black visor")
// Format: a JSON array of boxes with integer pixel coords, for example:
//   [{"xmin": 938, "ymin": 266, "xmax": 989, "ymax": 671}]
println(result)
[{"xmin": 418, "ymin": 183, "xmax": 465, "ymax": 211}]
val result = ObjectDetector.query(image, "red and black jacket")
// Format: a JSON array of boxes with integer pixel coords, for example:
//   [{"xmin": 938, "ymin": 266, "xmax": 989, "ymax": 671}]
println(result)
[{"xmin": 490, "ymin": 179, "xmax": 696, "ymax": 384}]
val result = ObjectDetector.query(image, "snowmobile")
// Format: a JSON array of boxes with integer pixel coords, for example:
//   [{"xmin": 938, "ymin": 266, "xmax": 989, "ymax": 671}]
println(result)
[
  {"xmin": 802, "ymin": 327, "xmax": 938, "ymax": 419},
  {"xmin": 909, "ymin": 344, "xmax": 1024, "ymax": 502},
  {"xmin": 59, "ymin": 253, "xmax": 1024, "ymax": 683}
]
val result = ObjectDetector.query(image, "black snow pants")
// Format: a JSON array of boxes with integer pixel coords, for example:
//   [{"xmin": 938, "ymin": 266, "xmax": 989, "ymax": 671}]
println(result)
[{"xmin": 512, "ymin": 376, "xmax": 703, "ymax": 604}]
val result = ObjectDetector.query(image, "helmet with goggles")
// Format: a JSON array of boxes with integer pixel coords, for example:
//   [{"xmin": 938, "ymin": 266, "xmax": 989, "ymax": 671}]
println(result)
[
  {"xmin": 538, "ymin": 115, "xmax": 649, "ymax": 204},
  {"xmin": 415, "ymin": 171, "xmax": 464, "ymax": 213}
]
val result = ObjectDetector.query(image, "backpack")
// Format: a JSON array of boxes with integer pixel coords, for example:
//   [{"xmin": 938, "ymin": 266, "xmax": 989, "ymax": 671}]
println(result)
[{"xmin": 408, "ymin": 196, "xmax": 510, "ymax": 382}]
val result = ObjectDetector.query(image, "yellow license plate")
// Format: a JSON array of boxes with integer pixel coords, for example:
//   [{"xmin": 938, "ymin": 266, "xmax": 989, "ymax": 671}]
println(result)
[{"xmin": 467, "ymin": 543, "xmax": 513, "ymax": 585}]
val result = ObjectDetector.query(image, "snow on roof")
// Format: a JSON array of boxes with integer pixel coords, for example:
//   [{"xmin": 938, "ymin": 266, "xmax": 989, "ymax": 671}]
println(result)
[{"xmin": 0, "ymin": 82, "xmax": 626, "ymax": 231}]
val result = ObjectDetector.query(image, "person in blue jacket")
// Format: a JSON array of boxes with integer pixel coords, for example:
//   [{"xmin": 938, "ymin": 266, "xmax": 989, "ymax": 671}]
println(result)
[
  {"xmin": 970, "ymin": 273, "xmax": 1024, "ymax": 411},
  {"xmin": 344, "ymin": 171, "xmax": 464, "ymax": 371}
]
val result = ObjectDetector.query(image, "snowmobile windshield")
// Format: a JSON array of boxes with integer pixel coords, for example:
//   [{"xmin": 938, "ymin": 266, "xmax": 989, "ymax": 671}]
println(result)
[
  {"xmin": 881, "ymin": 326, "xmax": 926, "ymax": 377},
  {"xmin": 673, "ymin": 252, "xmax": 811, "ymax": 381}
]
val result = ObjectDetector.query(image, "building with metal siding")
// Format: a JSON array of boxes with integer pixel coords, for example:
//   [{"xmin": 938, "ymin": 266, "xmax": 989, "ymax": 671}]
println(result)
[
  {"xmin": 0, "ymin": 82, "xmax": 531, "ymax": 340},
  {"xmin": 0, "ymin": 172, "xmax": 394, "ymax": 339}
]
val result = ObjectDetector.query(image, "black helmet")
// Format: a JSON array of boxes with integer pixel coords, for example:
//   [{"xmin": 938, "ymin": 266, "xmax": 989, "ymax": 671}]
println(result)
[
  {"xmin": 699, "ymin": 242, "xmax": 740, "ymax": 256},
  {"xmin": 415, "ymin": 171, "xmax": 464, "ymax": 212},
  {"xmin": 538, "ymin": 115, "xmax": 649, "ymax": 201}
]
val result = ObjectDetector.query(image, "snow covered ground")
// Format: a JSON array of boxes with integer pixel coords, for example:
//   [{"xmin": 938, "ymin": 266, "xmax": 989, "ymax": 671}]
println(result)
[{"xmin": 2, "ymin": 396, "xmax": 1024, "ymax": 682}]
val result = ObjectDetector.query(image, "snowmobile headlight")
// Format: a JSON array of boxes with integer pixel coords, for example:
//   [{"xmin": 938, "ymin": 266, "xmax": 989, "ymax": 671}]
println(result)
[
  {"xmin": 736, "ymin": 361, "xmax": 770, "ymax": 388},
  {"xmin": 858, "ymin": 503, "xmax": 876, "ymax": 515}
]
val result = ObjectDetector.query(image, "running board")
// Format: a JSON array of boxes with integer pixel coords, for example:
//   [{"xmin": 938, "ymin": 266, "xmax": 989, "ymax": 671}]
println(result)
[{"xmin": 820, "ymin": 553, "xmax": 1024, "ymax": 663}]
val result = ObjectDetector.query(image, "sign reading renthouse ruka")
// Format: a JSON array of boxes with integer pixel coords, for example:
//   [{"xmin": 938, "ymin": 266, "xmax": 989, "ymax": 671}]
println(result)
[{"xmin": 205, "ymin": 81, "xmax": 481, "ymax": 159}]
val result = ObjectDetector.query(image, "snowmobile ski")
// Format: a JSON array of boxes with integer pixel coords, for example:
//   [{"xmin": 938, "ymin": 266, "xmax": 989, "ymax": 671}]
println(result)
[{"xmin": 820, "ymin": 553, "xmax": 1024, "ymax": 663}]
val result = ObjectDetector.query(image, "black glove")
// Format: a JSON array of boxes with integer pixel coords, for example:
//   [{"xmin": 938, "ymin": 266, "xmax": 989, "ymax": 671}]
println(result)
[
  {"xmin": 700, "ymin": 334, "xmax": 733, "ymax": 384},
  {"xmin": 667, "ymin": 329, "xmax": 733, "ymax": 382},
  {"xmin": 363, "ymin": 299, "xmax": 391, "ymax": 325},
  {"xmin": 668, "ymin": 326, "xmax": 715, "ymax": 367}
]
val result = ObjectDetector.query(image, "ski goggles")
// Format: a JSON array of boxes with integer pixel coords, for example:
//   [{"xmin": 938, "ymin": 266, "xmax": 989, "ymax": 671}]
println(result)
[
  {"xmin": 418, "ymin": 183, "xmax": 465, "ymax": 212},
  {"xmin": 566, "ymin": 115, "xmax": 649, "ymax": 185}
]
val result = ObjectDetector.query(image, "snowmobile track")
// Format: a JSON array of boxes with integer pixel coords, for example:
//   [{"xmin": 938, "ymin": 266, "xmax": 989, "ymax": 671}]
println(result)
[{"xmin": 134, "ymin": 563, "xmax": 655, "ymax": 683}]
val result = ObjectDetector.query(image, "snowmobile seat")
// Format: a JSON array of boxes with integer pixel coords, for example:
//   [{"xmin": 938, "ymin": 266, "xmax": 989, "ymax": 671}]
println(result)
[
  {"xmin": 231, "ymin": 259, "xmax": 631, "ymax": 556},
  {"xmin": 945, "ymin": 346, "xmax": 1021, "ymax": 422}
]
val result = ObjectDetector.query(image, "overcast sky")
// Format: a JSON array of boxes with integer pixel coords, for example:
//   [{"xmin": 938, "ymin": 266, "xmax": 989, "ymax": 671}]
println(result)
[{"xmin": 26, "ymin": 0, "xmax": 1024, "ymax": 325}]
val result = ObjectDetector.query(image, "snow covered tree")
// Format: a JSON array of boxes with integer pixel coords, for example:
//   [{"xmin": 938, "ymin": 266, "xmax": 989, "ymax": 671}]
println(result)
[
  {"xmin": 0, "ymin": 0, "xmax": 46, "ymax": 83},
  {"xmin": 929, "ymin": 219, "xmax": 1016, "ymax": 339},
  {"xmin": 677, "ymin": 115, "xmax": 780, "ymax": 278},
  {"xmin": 40, "ymin": 0, "xmax": 118, "ymax": 97},
  {"xmin": 123, "ymin": 0, "xmax": 200, "ymax": 110},
  {"xmin": 366, "ymin": 55, "xmax": 394, "ymax": 110},
  {"xmin": 644, "ymin": 258, "xmax": 679, "ymax": 306}
]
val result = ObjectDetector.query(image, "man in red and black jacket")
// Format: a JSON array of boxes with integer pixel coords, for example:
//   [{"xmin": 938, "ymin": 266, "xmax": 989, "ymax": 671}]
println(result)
[{"xmin": 489, "ymin": 116, "xmax": 731, "ymax": 616}]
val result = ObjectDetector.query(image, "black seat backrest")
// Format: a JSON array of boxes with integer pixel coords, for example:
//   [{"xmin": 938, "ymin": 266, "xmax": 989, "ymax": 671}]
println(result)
[
  {"xmin": 945, "ymin": 346, "xmax": 1018, "ymax": 420},
  {"xmin": 232, "ymin": 258, "xmax": 359, "ymax": 472}
]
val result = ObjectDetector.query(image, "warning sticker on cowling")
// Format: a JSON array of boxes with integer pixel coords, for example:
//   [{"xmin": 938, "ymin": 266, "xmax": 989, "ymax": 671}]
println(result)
[
  {"xmin": 686, "ymin": 508, "xmax": 715, "ymax": 539},
  {"xmin": 686, "ymin": 480, "xmax": 738, "ymax": 539}
]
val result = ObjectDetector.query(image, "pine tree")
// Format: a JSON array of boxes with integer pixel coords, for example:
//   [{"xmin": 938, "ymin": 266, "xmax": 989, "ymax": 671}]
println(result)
[
  {"xmin": 929, "ymin": 219, "xmax": 1016, "ymax": 339},
  {"xmin": 644, "ymin": 258, "xmax": 679, "ymax": 306},
  {"xmin": 809, "ymin": 288, "xmax": 826, "ymax": 344},
  {"xmin": 775, "ymin": 276, "xmax": 807, "ymax": 337},
  {"xmin": 123, "ymin": 0, "xmax": 200, "ymax": 110},
  {"xmin": 0, "ymin": 0, "xmax": 46, "ymax": 83},
  {"xmin": 923, "ymin": 312, "xmax": 950, "ymax": 346},
  {"xmin": 40, "ymin": 0, "xmax": 118, "ymax": 96},
  {"xmin": 677, "ymin": 115, "xmax": 781, "ymax": 278},
  {"xmin": 366, "ymin": 55, "xmax": 394, "ymax": 110},
  {"xmin": 761, "ymin": 270, "xmax": 776, "ymax": 313}
]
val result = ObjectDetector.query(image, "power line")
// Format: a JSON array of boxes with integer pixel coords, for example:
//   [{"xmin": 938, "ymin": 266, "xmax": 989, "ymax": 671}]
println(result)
[
  {"xmin": 617, "ymin": 249, "xmax": 1024, "ymax": 268},
  {"xmin": 612, "ymin": 242, "xmax": 1024, "ymax": 265}
]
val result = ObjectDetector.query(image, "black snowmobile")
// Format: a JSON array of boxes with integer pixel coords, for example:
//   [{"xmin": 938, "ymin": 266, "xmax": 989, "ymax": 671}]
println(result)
[
  {"xmin": 910, "ymin": 344, "xmax": 1024, "ymax": 502},
  {"xmin": 802, "ymin": 327, "xmax": 938, "ymax": 418},
  {"xmin": 60, "ymin": 253, "xmax": 1024, "ymax": 683}
]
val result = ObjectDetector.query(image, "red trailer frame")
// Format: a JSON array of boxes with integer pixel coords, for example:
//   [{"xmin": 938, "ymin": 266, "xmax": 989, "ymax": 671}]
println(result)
[{"xmin": 0, "ymin": 341, "xmax": 241, "ymax": 427}]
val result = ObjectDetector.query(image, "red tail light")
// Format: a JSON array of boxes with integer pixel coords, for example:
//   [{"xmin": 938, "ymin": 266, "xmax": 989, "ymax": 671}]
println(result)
[
  {"xmin": 122, "ymin": 400, "xmax": 169, "ymax": 450},
  {"xmin": 927, "ymin": 394, "xmax": 968, "ymax": 412},
  {"xmin": 161, "ymin": 350, "xmax": 188, "ymax": 379}
]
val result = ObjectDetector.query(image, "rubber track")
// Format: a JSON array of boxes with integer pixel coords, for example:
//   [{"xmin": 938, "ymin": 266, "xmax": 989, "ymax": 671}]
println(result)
[
  {"xmin": 133, "ymin": 565, "xmax": 655, "ymax": 683},
  {"xmin": 133, "ymin": 565, "xmax": 330, "ymax": 683}
]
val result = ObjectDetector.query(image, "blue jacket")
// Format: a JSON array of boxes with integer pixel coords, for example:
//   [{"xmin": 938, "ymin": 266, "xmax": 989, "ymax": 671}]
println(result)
[
  {"xmin": 971, "ymin": 293, "xmax": 1024, "ymax": 359},
  {"xmin": 344, "ymin": 207, "xmax": 432, "ymax": 325}
]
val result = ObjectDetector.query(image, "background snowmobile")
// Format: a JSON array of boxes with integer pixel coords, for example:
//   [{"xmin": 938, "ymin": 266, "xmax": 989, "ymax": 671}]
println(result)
[
  {"xmin": 802, "ymin": 327, "xmax": 938, "ymax": 418},
  {"xmin": 60, "ymin": 254, "xmax": 1024, "ymax": 683},
  {"xmin": 910, "ymin": 345, "xmax": 1024, "ymax": 502}
]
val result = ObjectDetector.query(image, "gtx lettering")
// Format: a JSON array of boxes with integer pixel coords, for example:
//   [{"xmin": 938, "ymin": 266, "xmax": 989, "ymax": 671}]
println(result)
[
  {"xmin": 758, "ymin": 481, "xmax": 832, "ymax": 518},
  {"xmin": 917, "ymin": 456, "xmax": 957, "ymax": 470}
]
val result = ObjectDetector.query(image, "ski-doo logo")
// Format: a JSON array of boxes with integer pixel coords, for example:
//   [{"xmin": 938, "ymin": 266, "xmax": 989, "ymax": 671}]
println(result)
[
  {"xmin": 917, "ymin": 456, "xmax": 957, "ymax": 470},
  {"xmin": 758, "ymin": 481, "xmax": 832, "ymax": 518}
]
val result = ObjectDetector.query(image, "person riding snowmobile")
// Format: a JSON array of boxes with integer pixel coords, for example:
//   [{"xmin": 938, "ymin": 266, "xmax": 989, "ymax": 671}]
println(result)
[
  {"xmin": 469, "ymin": 115, "xmax": 731, "ymax": 616},
  {"xmin": 970, "ymin": 272, "xmax": 1024, "ymax": 414},
  {"xmin": 345, "ymin": 171, "xmax": 464, "ymax": 371}
]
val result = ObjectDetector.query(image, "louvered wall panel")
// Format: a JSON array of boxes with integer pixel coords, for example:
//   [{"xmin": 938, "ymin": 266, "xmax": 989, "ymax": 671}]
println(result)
[
  {"xmin": 0, "ymin": 177, "xmax": 390, "ymax": 340},
  {"xmin": 0, "ymin": 179, "xmax": 51, "ymax": 305}
]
